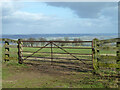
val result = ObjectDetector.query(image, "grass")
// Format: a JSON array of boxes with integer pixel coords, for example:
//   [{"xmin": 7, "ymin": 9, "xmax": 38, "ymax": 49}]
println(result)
[
  {"xmin": 2, "ymin": 60, "xmax": 118, "ymax": 88},
  {"xmin": 2, "ymin": 46, "xmax": 116, "ymax": 61},
  {"xmin": 2, "ymin": 45, "xmax": 119, "ymax": 88},
  {"xmin": 23, "ymin": 47, "xmax": 92, "ymax": 54},
  {"xmin": 2, "ymin": 60, "xmax": 107, "ymax": 88},
  {"xmin": 2, "ymin": 60, "xmax": 28, "ymax": 79}
]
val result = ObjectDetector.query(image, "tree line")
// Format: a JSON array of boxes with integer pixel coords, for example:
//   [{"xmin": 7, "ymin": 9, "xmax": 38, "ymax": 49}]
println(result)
[{"xmin": 22, "ymin": 37, "xmax": 84, "ymax": 47}]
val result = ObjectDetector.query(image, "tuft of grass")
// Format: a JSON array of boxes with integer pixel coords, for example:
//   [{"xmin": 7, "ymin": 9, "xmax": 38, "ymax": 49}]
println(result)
[{"xmin": 4, "ymin": 60, "xmax": 28, "ymax": 68}]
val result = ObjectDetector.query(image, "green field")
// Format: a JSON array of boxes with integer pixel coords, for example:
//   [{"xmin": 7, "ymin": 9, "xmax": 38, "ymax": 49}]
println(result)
[
  {"xmin": 3, "ymin": 46, "xmax": 116, "ymax": 58},
  {"xmin": 2, "ymin": 46, "xmax": 118, "ymax": 88}
]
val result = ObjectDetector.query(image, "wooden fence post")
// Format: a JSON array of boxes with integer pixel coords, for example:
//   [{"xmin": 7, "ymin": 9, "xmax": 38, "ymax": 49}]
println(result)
[
  {"xmin": 4, "ymin": 40, "xmax": 9, "ymax": 61},
  {"xmin": 18, "ymin": 39, "xmax": 23, "ymax": 64},
  {"xmin": 92, "ymin": 38, "xmax": 99, "ymax": 74},
  {"xmin": 50, "ymin": 42, "xmax": 53, "ymax": 65},
  {"xmin": 116, "ymin": 41, "xmax": 120, "ymax": 88},
  {"xmin": 96, "ymin": 40, "xmax": 100, "ymax": 69}
]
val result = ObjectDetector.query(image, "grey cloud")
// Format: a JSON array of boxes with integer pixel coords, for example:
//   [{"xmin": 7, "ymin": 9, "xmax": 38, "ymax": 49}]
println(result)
[{"xmin": 46, "ymin": 2, "xmax": 117, "ymax": 18}]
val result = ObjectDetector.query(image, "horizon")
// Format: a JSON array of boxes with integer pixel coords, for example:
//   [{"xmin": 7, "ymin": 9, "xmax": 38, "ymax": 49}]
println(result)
[{"xmin": 2, "ymin": 33, "xmax": 118, "ymax": 35}]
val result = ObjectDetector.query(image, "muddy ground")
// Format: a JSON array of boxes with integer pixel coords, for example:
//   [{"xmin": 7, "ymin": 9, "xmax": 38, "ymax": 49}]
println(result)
[{"xmin": 2, "ymin": 60, "xmax": 117, "ymax": 88}]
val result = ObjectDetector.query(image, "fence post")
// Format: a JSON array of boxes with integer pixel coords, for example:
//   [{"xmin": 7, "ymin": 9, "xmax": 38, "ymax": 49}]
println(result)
[
  {"xmin": 4, "ymin": 40, "xmax": 9, "ymax": 61},
  {"xmin": 50, "ymin": 42, "xmax": 53, "ymax": 65},
  {"xmin": 18, "ymin": 39, "xmax": 23, "ymax": 64},
  {"xmin": 116, "ymin": 41, "xmax": 120, "ymax": 88},
  {"xmin": 92, "ymin": 38, "xmax": 99, "ymax": 74}
]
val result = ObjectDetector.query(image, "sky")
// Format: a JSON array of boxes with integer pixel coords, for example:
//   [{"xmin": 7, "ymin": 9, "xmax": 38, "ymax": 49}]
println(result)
[{"xmin": 1, "ymin": 1, "xmax": 118, "ymax": 34}]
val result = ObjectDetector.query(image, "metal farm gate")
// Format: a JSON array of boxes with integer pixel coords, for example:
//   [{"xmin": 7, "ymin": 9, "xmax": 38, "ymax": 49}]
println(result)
[{"xmin": 18, "ymin": 39, "xmax": 94, "ymax": 70}]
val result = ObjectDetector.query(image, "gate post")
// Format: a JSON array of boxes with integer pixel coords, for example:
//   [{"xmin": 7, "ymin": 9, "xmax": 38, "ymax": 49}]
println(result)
[
  {"xmin": 18, "ymin": 39, "xmax": 23, "ymax": 64},
  {"xmin": 50, "ymin": 42, "xmax": 53, "ymax": 65},
  {"xmin": 4, "ymin": 40, "xmax": 9, "ymax": 61},
  {"xmin": 116, "ymin": 40, "xmax": 120, "ymax": 88},
  {"xmin": 92, "ymin": 38, "xmax": 99, "ymax": 74}
]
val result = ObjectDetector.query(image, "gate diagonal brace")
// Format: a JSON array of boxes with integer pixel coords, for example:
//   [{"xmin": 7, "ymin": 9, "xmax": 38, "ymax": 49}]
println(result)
[
  {"xmin": 52, "ymin": 42, "xmax": 91, "ymax": 68},
  {"xmin": 23, "ymin": 42, "xmax": 51, "ymax": 60}
]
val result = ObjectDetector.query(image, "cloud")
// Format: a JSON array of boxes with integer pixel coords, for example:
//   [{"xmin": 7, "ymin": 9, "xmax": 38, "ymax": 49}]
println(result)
[
  {"xmin": 100, "ymin": 6, "xmax": 118, "ymax": 20},
  {"xmin": 3, "ymin": 11, "xmax": 50, "ymax": 24},
  {"xmin": 2, "ymin": 13, "xmax": 117, "ymax": 34},
  {"xmin": 2, "ymin": 2, "xmax": 54, "ymax": 24},
  {"xmin": 2, "ymin": 1, "xmax": 23, "ymax": 16},
  {"xmin": 46, "ymin": 2, "xmax": 117, "ymax": 18},
  {"xmin": 2, "ymin": 2, "xmax": 118, "ymax": 34}
]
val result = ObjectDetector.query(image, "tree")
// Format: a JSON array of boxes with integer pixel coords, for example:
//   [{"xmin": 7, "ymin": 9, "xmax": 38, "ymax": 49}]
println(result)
[
  {"xmin": 54, "ymin": 38, "xmax": 65, "ymax": 47},
  {"xmin": 64, "ymin": 37, "xmax": 70, "ymax": 46},
  {"xmin": 39, "ymin": 38, "xmax": 47, "ymax": 46},
  {"xmin": 28, "ymin": 38, "xmax": 36, "ymax": 47},
  {"xmin": 73, "ymin": 38, "xmax": 83, "ymax": 46},
  {"xmin": 64, "ymin": 37, "xmax": 69, "ymax": 41}
]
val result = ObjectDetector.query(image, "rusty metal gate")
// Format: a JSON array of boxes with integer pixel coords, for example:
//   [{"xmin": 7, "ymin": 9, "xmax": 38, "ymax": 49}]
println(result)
[{"xmin": 18, "ymin": 40, "xmax": 94, "ymax": 70}]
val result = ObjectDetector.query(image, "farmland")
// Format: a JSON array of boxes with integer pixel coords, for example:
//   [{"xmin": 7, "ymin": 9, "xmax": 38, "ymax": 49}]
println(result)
[{"xmin": 2, "ymin": 46, "xmax": 118, "ymax": 88}]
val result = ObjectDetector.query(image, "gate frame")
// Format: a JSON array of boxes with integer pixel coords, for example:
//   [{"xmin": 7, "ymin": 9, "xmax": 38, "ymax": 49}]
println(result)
[{"xmin": 18, "ymin": 40, "xmax": 93, "ymax": 68}]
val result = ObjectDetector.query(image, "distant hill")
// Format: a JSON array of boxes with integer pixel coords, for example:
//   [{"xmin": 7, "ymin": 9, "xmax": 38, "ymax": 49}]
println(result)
[{"xmin": 1, "ymin": 33, "xmax": 118, "ymax": 40}]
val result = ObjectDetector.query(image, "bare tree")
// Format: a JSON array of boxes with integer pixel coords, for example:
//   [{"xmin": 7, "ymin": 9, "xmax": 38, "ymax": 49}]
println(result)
[
  {"xmin": 54, "ymin": 38, "xmax": 65, "ymax": 47},
  {"xmin": 64, "ymin": 37, "xmax": 69, "ymax": 41},
  {"xmin": 39, "ymin": 37, "xmax": 47, "ymax": 46},
  {"xmin": 64, "ymin": 37, "xmax": 69, "ymax": 46},
  {"xmin": 73, "ymin": 38, "xmax": 83, "ymax": 46},
  {"xmin": 28, "ymin": 38, "xmax": 36, "ymax": 47}
]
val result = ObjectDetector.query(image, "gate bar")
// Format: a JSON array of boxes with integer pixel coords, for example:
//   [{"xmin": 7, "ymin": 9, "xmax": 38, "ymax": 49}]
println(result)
[
  {"xmin": 22, "ymin": 51, "xmax": 92, "ymax": 55},
  {"xmin": 22, "ymin": 46, "xmax": 92, "ymax": 49},
  {"xmin": 22, "ymin": 41, "xmax": 92, "ymax": 43},
  {"xmin": 23, "ymin": 56, "xmax": 92, "ymax": 61}
]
